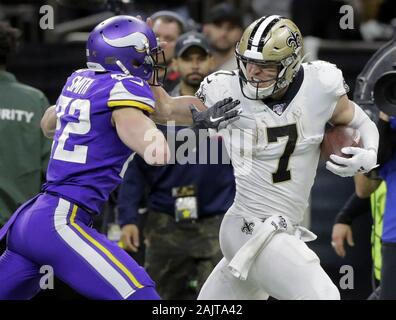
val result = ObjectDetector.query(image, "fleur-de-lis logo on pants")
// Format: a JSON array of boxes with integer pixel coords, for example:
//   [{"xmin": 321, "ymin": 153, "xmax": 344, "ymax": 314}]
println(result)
[{"xmin": 241, "ymin": 219, "xmax": 255, "ymax": 235}]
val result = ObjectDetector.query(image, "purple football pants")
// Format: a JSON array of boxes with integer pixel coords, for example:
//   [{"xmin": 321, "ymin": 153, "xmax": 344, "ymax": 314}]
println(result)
[{"xmin": 0, "ymin": 193, "xmax": 160, "ymax": 300}]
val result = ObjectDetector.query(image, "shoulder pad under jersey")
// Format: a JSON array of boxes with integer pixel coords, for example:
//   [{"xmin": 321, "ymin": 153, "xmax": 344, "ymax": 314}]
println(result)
[
  {"xmin": 304, "ymin": 60, "xmax": 349, "ymax": 97},
  {"xmin": 107, "ymin": 74, "xmax": 155, "ymax": 113},
  {"xmin": 195, "ymin": 70, "xmax": 238, "ymax": 107}
]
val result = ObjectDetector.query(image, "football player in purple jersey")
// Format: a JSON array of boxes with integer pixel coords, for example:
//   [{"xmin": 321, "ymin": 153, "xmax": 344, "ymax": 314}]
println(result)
[{"xmin": 0, "ymin": 15, "xmax": 239, "ymax": 300}]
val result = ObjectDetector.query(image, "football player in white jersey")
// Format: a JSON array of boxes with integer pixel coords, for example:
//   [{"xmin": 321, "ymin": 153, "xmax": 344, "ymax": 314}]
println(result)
[{"xmin": 151, "ymin": 16, "xmax": 379, "ymax": 300}]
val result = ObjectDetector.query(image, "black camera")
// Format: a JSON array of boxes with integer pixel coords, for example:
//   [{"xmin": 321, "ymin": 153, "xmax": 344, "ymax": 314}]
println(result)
[
  {"xmin": 354, "ymin": 36, "xmax": 396, "ymax": 119},
  {"xmin": 374, "ymin": 69, "xmax": 396, "ymax": 116}
]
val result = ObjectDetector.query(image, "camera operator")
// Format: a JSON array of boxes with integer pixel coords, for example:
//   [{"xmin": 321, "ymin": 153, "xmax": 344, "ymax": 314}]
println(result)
[
  {"xmin": 352, "ymin": 108, "xmax": 396, "ymax": 299},
  {"xmin": 331, "ymin": 37, "xmax": 396, "ymax": 299}
]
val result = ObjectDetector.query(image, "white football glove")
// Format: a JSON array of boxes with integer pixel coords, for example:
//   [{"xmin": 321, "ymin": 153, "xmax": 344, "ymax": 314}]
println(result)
[{"xmin": 326, "ymin": 147, "xmax": 378, "ymax": 177}]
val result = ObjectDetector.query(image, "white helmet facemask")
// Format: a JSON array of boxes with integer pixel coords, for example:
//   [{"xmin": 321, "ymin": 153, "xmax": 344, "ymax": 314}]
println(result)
[
  {"xmin": 237, "ymin": 49, "xmax": 283, "ymax": 100},
  {"xmin": 236, "ymin": 47, "xmax": 302, "ymax": 100},
  {"xmin": 238, "ymin": 59, "xmax": 278, "ymax": 99}
]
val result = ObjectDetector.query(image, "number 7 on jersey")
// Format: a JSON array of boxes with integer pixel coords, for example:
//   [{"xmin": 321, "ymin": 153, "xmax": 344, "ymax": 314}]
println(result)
[{"xmin": 267, "ymin": 123, "xmax": 298, "ymax": 183}]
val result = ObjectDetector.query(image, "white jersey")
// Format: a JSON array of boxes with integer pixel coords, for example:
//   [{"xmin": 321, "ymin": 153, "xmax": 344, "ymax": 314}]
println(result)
[{"xmin": 196, "ymin": 61, "xmax": 348, "ymax": 224}]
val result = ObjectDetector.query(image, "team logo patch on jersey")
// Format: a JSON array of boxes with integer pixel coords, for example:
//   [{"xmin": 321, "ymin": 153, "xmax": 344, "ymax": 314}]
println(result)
[{"xmin": 241, "ymin": 219, "xmax": 255, "ymax": 235}]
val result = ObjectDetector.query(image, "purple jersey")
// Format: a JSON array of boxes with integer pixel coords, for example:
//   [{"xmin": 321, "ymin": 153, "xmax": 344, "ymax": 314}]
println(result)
[{"xmin": 42, "ymin": 69, "xmax": 155, "ymax": 214}]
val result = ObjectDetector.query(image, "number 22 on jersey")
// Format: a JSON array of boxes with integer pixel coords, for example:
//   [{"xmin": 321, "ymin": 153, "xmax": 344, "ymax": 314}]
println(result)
[{"xmin": 52, "ymin": 95, "xmax": 91, "ymax": 164}]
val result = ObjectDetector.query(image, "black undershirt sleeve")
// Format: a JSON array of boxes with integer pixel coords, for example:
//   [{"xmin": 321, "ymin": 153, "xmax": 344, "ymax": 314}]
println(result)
[{"xmin": 334, "ymin": 192, "xmax": 371, "ymax": 225}]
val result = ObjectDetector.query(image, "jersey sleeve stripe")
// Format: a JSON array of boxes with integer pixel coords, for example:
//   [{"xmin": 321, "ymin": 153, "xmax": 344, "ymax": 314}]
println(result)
[{"xmin": 107, "ymin": 100, "xmax": 155, "ymax": 113}]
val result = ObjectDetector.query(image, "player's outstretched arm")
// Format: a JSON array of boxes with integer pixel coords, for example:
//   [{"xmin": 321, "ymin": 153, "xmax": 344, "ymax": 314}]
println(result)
[
  {"xmin": 40, "ymin": 105, "xmax": 57, "ymax": 138},
  {"xmin": 112, "ymin": 107, "xmax": 170, "ymax": 166},
  {"xmin": 150, "ymin": 86, "xmax": 205, "ymax": 125},
  {"xmin": 326, "ymin": 94, "xmax": 379, "ymax": 177},
  {"xmin": 150, "ymin": 86, "xmax": 241, "ymax": 129}
]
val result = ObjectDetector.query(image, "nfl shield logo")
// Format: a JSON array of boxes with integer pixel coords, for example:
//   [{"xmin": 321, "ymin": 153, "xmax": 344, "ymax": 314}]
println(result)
[{"xmin": 273, "ymin": 103, "xmax": 286, "ymax": 115}]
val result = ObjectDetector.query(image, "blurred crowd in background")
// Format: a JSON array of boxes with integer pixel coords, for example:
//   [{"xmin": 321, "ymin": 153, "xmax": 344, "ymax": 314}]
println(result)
[
  {"xmin": 1, "ymin": 0, "xmax": 396, "ymax": 103},
  {"xmin": 1, "ymin": 0, "xmax": 396, "ymax": 300}
]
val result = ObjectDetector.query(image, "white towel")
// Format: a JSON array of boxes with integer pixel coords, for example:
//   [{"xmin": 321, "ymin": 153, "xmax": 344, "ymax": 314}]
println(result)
[{"xmin": 227, "ymin": 215, "xmax": 316, "ymax": 281}]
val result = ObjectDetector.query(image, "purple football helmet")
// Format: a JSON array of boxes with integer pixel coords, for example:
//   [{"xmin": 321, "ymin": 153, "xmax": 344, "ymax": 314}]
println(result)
[{"xmin": 86, "ymin": 15, "xmax": 165, "ymax": 82}]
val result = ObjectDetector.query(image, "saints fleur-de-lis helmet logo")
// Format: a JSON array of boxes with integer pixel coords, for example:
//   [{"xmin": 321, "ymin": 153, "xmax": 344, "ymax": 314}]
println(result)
[{"xmin": 286, "ymin": 29, "xmax": 302, "ymax": 50}]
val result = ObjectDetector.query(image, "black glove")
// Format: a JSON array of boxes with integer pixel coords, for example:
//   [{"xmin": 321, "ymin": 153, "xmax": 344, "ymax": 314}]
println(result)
[{"xmin": 189, "ymin": 97, "xmax": 241, "ymax": 130}]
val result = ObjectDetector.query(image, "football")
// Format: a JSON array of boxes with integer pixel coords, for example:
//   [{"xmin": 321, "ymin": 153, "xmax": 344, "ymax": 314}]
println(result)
[{"xmin": 320, "ymin": 125, "xmax": 363, "ymax": 161}]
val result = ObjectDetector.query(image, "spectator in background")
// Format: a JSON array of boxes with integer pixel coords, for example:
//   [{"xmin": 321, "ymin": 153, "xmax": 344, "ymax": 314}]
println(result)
[
  {"xmin": 251, "ymin": 0, "xmax": 292, "ymax": 18},
  {"xmin": 291, "ymin": 0, "xmax": 362, "ymax": 40},
  {"xmin": 202, "ymin": 2, "xmax": 243, "ymax": 71},
  {"xmin": 267, "ymin": 0, "xmax": 396, "ymax": 42},
  {"xmin": 375, "ymin": 0, "xmax": 396, "ymax": 26},
  {"xmin": 357, "ymin": 0, "xmax": 396, "ymax": 41},
  {"xmin": 151, "ymin": 10, "xmax": 188, "ymax": 92},
  {"xmin": 0, "ymin": 22, "xmax": 51, "ymax": 253},
  {"xmin": 118, "ymin": 32, "xmax": 235, "ymax": 299}
]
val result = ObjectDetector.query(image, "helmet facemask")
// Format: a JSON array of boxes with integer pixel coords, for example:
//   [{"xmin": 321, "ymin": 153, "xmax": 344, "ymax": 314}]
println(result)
[
  {"xmin": 114, "ymin": 40, "xmax": 167, "ymax": 85},
  {"xmin": 146, "ymin": 45, "xmax": 167, "ymax": 86},
  {"xmin": 236, "ymin": 46, "xmax": 302, "ymax": 100}
]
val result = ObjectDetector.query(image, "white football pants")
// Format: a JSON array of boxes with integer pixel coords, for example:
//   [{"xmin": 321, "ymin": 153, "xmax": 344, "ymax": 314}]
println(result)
[{"xmin": 198, "ymin": 207, "xmax": 340, "ymax": 300}]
